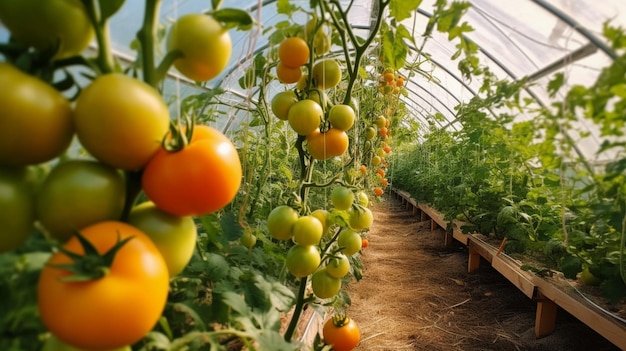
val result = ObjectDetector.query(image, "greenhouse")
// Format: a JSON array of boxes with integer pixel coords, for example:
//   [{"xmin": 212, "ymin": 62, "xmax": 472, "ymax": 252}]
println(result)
[{"xmin": 1, "ymin": 0, "xmax": 626, "ymax": 350}]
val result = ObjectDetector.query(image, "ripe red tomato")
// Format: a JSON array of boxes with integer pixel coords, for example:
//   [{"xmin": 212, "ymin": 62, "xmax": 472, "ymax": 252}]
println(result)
[
  {"xmin": 38, "ymin": 221, "xmax": 169, "ymax": 350},
  {"xmin": 74, "ymin": 74, "xmax": 171, "ymax": 170},
  {"xmin": 0, "ymin": 63, "xmax": 74, "ymax": 166},
  {"xmin": 323, "ymin": 316, "xmax": 361, "ymax": 351},
  {"xmin": 142, "ymin": 125, "xmax": 242, "ymax": 217},
  {"xmin": 0, "ymin": 0, "xmax": 94, "ymax": 59},
  {"xmin": 286, "ymin": 244, "xmax": 321, "ymax": 278},
  {"xmin": 0, "ymin": 167, "xmax": 36, "ymax": 252},
  {"xmin": 36, "ymin": 160, "xmax": 126, "ymax": 242},
  {"xmin": 167, "ymin": 14, "xmax": 232, "ymax": 82},
  {"xmin": 361, "ymin": 238, "xmax": 369, "ymax": 249},
  {"xmin": 128, "ymin": 201, "xmax": 197, "ymax": 277},
  {"xmin": 267, "ymin": 205, "xmax": 299, "ymax": 240}
]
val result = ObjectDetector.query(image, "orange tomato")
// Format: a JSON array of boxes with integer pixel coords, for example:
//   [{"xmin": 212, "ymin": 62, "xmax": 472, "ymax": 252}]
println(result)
[
  {"xmin": 306, "ymin": 128, "xmax": 349, "ymax": 160},
  {"xmin": 381, "ymin": 178, "xmax": 389, "ymax": 187},
  {"xmin": 373, "ymin": 187, "xmax": 384, "ymax": 196},
  {"xmin": 361, "ymin": 238, "xmax": 369, "ymax": 248},
  {"xmin": 142, "ymin": 125, "xmax": 242, "ymax": 216},
  {"xmin": 276, "ymin": 62, "xmax": 302, "ymax": 84},
  {"xmin": 376, "ymin": 168, "xmax": 385, "ymax": 178},
  {"xmin": 279, "ymin": 37, "xmax": 310, "ymax": 68},
  {"xmin": 37, "ymin": 221, "xmax": 169, "ymax": 350}
]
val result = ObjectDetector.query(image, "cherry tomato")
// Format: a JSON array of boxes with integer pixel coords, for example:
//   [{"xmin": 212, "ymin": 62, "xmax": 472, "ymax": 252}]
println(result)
[
  {"xmin": 311, "ymin": 268, "xmax": 341, "ymax": 299},
  {"xmin": 361, "ymin": 238, "xmax": 369, "ymax": 249},
  {"xmin": 310, "ymin": 209, "xmax": 329, "ymax": 234},
  {"xmin": 365, "ymin": 126, "xmax": 377, "ymax": 140},
  {"xmin": 326, "ymin": 253, "xmax": 350, "ymax": 278},
  {"xmin": 285, "ymin": 244, "xmax": 320, "ymax": 278},
  {"xmin": 38, "ymin": 221, "xmax": 169, "ymax": 350},
  {"xmin": 0, "ymin": 167, "xmax": 36, "ymax": 252},
  {"xmin": 128, "ymin": 201, "xmax": 197, "ymax": 277},
  {"xmin": 323, "ymin": 316, "xmax": 361, "ymax": 351},
  {"xmin": 279, "ymin": 37, "xmax": 309, "ymax": 68},
  {"xmin": 307, "ymin": 128, "xmax": 349, "ymax": 160},
  {"xmin": 0, "ymin": 0, "xmax": 94, "ymax": 59},
  {"xmin": 330, "ymin": 186, "xmax": 354, "ymax": 211},
  {"xmin": 337, "ymin": 229, "xmax": 362, "ymax": 256},
  {"xmin": 0, "ymin": 63, "xmax": 74, "ymax": 166},
  {"xmin": 292, "ymin": 215, "xmax": 323, "ymax": 245},
  {"xmin": 74, "ymin": 74, "xmax": 171, "ymax": 170},
  {"xmin": 328, "ymin": 104, "xmax": 355, "ymax": 131},
  {"xmin": 348, "ymin": 207, "xmax": 374, "ymax": 231},
  {"xmin": 142, "ymin": 125, "xmax": 242, "ymax": 217},
  {"xmin": 312, "ymin": 59, "xmax": 342, "ymax": 89},
  {"xmin": 288, "ymin": 100, "xmax": 323, "ymax": 136},
  {"xmin": 276, "ymin": 62, "xmax": 303, "ymax": 84},
  {"xmin": 373, "ymin": 187, "xmax": 384, "ymax": 196},
  {"xmin": 167, "ymin": 14, "xmax": 232, "ymax": 82},
  {"xmin": 36, "ymin": 160, "xmax": 125, "ymax": 242},
  {"xmin": 271, "ymin": 91, "xmax": 298, "ymax": 120},
  {"xmin": 267, "ymin": 205, "xmax": 299, "ymax": 240}
]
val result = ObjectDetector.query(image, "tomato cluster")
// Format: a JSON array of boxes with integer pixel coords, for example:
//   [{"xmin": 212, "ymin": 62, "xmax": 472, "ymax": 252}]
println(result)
[{"xmin": 0, "ymin": 4, "xmax": 242, "ymax": 349}]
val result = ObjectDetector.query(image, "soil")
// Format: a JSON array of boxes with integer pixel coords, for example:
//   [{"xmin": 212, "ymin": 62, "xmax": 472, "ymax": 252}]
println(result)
[{"xmin": 345, "ymin": 196, "xmax": 623, "ymax": 351}]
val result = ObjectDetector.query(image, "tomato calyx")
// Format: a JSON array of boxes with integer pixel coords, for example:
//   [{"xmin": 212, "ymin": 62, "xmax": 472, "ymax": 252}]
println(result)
[
  {"xmin": 331, "ymin": 313, "xmax": 350, "ymax": 327},
  {"xmin": 162, "ymin": 116, "xmax": 195, "ymax": 152},
  {"xmin": 50, "ymin": 231, "xmax": 133, "ymax": 282}
]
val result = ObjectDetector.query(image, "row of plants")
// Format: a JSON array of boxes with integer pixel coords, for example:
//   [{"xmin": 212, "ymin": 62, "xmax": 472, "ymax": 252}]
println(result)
[
  {"xmin": 391, "ymin": 22, "xmax": 626, "ymax": 304},
  {"xmin": 0, "ymin": 0, "xmax": 475, "ymax": 350}
]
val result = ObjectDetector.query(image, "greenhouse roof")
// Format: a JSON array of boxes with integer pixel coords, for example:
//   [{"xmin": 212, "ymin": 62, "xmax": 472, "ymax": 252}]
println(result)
[{"xmin": 1, "ymin": 0, "xmax": 625, "ymax": 162}]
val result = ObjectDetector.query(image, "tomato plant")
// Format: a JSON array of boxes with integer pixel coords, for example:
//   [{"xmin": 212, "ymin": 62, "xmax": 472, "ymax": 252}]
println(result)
[
  {"xmin": 38, "ymin": 221, "xmax": 169, "ymax": 350},
  {"xmin": 36, "ymin": 160, "xmax": 125, "ymax": 242},
  {"xmin": 323, "ymin": 315, "xmax": 361, "ymax": 351},
  {"xmin": 142, "ymin": 125, "xmax": 242, "ymax": 216},
  {"xmin": 0, "ymin": 63, "xmax": 74, "ymax": 166},
  {"xmin": 0, "ymin": 0, "xmax": 94, "ymax": 59},
  {"xmin": 127, "ymin": 201, "xmax": 197, "ymax": 277},
  {"xmin": 73, "ymin": 74, "xmax": 171, "ymax": 170},
  {"xmin": 167, "ymin": 13, "xmax": 232, "ymax": 82}
]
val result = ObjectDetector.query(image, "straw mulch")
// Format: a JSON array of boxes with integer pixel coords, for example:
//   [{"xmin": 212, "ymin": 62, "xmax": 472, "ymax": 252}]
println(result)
[{"xmin": 345, "ymin": 197, "xmax": 621, "ymax": 351}]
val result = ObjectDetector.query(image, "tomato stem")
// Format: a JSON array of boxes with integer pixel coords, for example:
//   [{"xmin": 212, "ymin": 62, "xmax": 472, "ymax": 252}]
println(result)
[
  {"xmin": 284, "ymin": 276, "xmax": 308, "ymax": 341},
  {"xmin": 137, "ymin": 0, "xmax": 162, "ymax": 87},
  {"xmin": 83, "ymin": 0, "xmax": 116, "ymax": 74}
]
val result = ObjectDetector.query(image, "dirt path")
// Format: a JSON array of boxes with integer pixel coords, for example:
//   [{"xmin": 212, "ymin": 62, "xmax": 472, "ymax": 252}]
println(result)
[{"xmin": 346, "ymin": 196, "xmax": 620, "ymax": 351}]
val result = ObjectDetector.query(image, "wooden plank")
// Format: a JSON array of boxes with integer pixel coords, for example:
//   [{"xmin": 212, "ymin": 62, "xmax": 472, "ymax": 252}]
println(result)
[
  {"xmin": 444, "ymin": 232, "xmax": 454, "ymax": 246},
  {"xmin": 468, "ymin": 237, "xmax": 494, "ymax": 266},
  {"xmin": 535, "ymin": 293, "xmax": 558, "ymax": 337},
  {"xmin": 418, "ymin": 204, "xmax": 447, "ymax": 229},
  {"xmin": 532, "ymin": 276, "xmax": 626, "ymax": 350},
  {"xmin": 491, "ymin": 255, "xmax": 536, "ymax": 299}
]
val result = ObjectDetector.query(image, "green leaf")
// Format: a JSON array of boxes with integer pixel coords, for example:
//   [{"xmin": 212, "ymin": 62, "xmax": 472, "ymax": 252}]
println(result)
[
  {"xmin": 256, "ymin": 330, "xmax": 299, "ymax": 351},
  {"xmin": 205, "ymin": 253, "xmax": 230, "ymax": 281},
  {"xmin": 389, "ymin": 0, "xmax": 423, "ymax": 22},
  {"xmin": 220, "ymin": 211, "xmax": 243, "ymax": 241},
  {"xmin": 212, "ymin": 8, "xmax": 254, "ymax": 30},
  {"xmin": 98, "ymin": 0, "xmax": 125, "ymax": 21},
  {"xmin": 211, "ymin": 0, "xmax": 223, "ymax": 10},
  {"xmin": 547, "ymin": 72, "xmax": 564, "ymax": 98},
  {"xmin": 559, "ymin": 254, "xmax": 582, "ymax": 279},
  {"xmin": 277, "ymin": 0, "xmax": 298, "ymax": 16}
]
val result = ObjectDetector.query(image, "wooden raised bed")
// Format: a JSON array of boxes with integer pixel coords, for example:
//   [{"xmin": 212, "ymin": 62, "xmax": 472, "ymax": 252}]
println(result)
[{"xmin": 388, "ymin": 188, "xmax": 626, "ymax": 350}]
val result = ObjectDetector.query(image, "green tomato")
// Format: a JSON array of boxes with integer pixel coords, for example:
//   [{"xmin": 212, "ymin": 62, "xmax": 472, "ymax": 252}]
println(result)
[
  {"xmin": 328, "ymin": 104, "xmax": 355, "ymax": 131},
  {"xmin": 128, "ymin": 201, "xmax": 198, "ymax": 277},
  {"xmin": 42, "ymin": 334, "xmax": 131, "ymax": 351},
  {"xmin": 326, "ymin": 253, "xmax": 350, "ymax": 278},
  {"xmin": 365, "ymin": 126, "xmax": 377, "ymax": 140},
  {"xmin": 292, "ymin": 215, "xmax": 323, "ymax": 245},
  {"xmin": 36, "ymin": 160, "xmax": 125, "ymax": 242},
  {"xmin": 286, "ymin": 244, "xmax": 320, "ymax": 278},
  {"xmin": 0, "ymin": 0, "xmax": 94, "ymax": 59},
  {"xmin": 356, "ymin": 191, "xmax": 369, "ymax": 207},
  {"xmin": 271, "ymin": 91, "xmax": 298, "ymax": 121},
  {"xmin": 330, "ymin": 186, "xmax": 354, "ymax": 211},
  {"xmin": 0, "ymin": 63, "xmax": 74, "ymax": 166},
  {"xmin": 337, "ymin": 229, "xmax": 362, "ymax": 256},
  {"xmin": 240, "ymin": 229, "xmax": 257, "ymax": 249},
  {"xmin": 348, "ymin": 207, "xmax": 374, "ymax": 231},
  {"xmin": 267, "ymin": 205, "xmax": 299, "ymax": 240},
  {"xmin": 0, "ymin": 167, "xmax": 37, "ymax": 252},
  {"xmin": 311, "ymin": 267, "xmax": 341, "ymax": 299}
]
